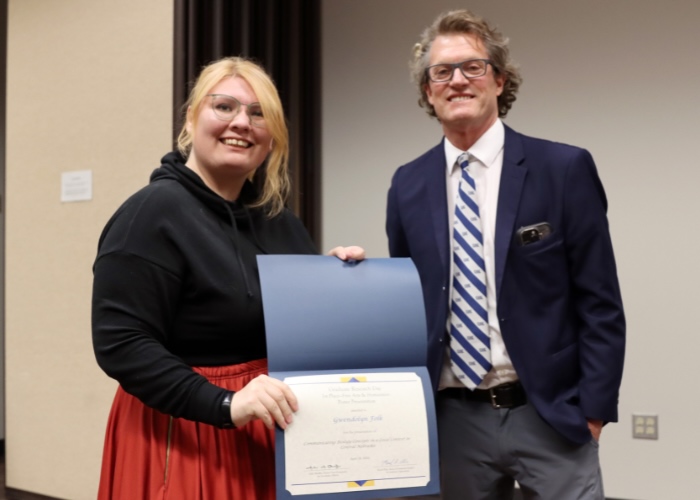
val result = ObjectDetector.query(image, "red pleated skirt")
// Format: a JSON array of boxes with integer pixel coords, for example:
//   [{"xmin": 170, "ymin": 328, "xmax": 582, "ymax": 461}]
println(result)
[{"xmin": 97, "ymin": 359, "xmax": 275, "ymax": 500}]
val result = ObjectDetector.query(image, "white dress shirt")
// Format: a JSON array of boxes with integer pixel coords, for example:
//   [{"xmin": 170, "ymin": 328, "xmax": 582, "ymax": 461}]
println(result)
[{"xmin": 439, "ymin": 119, "xmax": 519, "ymax": 390}]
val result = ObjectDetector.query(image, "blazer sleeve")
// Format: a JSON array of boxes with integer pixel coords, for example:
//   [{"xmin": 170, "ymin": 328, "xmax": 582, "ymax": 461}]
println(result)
[{"xmin": 563, "ymin": 149, "xmax": 625, "ymax": 422}]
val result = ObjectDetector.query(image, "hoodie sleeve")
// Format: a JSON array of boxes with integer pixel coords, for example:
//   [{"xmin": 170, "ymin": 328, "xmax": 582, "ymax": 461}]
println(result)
[{"xmin": 92, "ymin": 186, "xmax": 230, "ymax": 427}]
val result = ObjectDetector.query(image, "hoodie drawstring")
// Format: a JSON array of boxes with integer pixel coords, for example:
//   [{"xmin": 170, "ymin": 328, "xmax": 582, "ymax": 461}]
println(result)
[
  {"xmin": 223, "ymin": 203, "xmax": 254, "ymax": 299},
  {"xmin": 243, "ymin": 206, "xmax": 268, "ymax": 253}
]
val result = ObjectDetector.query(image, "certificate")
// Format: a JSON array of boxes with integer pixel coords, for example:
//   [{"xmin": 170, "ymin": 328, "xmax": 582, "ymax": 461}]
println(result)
[
  {"xmin": 284, "ymin": 372, "xmax": 430, "ymax": 496},
  {"xmin": 257, "ymin": 256, "xmax": 440, "ymax": 499}
]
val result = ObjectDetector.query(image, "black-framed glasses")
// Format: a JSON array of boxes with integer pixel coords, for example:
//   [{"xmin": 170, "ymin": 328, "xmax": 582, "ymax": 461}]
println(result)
[
  {"xmin": 426, "ymin": 59, "xmax": 494, "ymax": 82},
  {"xmin": 207, "ymin": 94, "xmax": 266, "ymax": 127}
]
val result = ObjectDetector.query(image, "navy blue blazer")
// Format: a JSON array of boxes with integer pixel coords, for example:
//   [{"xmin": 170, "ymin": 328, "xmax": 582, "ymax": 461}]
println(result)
[{"xmin": 386, "ymin": 125, "xmax": 625, "ymax": 444}]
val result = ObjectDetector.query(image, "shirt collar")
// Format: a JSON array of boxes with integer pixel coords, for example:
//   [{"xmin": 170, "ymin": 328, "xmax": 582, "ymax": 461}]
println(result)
[{"xmin": 444, "ymin": 118, "xmax": 505, "ymax": 174}]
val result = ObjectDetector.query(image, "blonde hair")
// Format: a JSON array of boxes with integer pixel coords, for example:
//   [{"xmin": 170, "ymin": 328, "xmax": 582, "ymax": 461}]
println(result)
[
  {"xmin": 411, "ymin": 9, "xmax": 522, "ymax": 119},
  {"xmin": 177, "ymin": 57, "xmax": 290, "ymax": 217}
]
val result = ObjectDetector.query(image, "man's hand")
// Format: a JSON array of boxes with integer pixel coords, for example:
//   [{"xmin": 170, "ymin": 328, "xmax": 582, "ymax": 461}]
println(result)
[
  {"xmin": 326, "ymin": 246, "xmax": 366, "ymax": 261},
  {"xmin": 587, "ymin": 418, "xmax": 603, "ymax": 441}
]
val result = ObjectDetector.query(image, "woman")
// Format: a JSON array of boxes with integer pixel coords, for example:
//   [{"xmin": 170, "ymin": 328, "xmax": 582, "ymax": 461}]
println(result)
[{"xmin": 92, "ymin": 57, "xmax": 363, "ymax": 499}]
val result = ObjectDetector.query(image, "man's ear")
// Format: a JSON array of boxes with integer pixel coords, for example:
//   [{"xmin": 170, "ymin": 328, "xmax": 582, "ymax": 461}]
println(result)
[
  {"xmin": 495, "ymin": 74, "xmax": 506, "ymax": 97},
  {"xmin": 425, "ymin": 83, "xmax": 434, "ymax": 105}
]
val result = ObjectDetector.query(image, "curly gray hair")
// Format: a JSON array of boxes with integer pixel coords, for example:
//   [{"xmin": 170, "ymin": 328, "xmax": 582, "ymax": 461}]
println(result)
[{"xmin": 410, "ymin": 9, "xmax": 523, "ymax": 119}]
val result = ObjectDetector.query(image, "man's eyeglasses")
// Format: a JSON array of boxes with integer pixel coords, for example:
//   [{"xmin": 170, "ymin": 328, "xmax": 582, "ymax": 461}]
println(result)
[
  {"xmin": 426, "ymin": 59, "xmax": 494, "ymax": 83},
  {"xmin": 207, "ymin": 94, "xmax": 266, "ymax": 127}
]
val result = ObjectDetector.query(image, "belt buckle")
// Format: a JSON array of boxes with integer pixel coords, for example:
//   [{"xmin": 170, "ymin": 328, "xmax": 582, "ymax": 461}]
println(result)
[{"xmin": 489, "ymin": 387, "xmax": 502, "ymax": 409}]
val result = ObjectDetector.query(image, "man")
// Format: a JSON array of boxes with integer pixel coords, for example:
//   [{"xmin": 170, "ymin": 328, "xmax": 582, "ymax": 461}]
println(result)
[{"xmin": 386, "ymin": 9, "xmax": 625, "ymax": 499}]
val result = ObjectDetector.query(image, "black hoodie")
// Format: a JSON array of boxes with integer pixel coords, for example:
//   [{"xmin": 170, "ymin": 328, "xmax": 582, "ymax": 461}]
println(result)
[{"xmin": 92, "ymin": 151, "xmax": 317, "ymax": 426}]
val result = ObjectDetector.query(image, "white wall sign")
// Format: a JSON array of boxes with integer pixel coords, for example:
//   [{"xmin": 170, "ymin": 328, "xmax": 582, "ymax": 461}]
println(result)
[{"xmin": 61, "ymin": 170, "xmax": 93, "ymax": 202}]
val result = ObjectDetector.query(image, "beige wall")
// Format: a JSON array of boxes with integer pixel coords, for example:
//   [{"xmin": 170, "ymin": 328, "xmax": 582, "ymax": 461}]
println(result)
[
  {"xmin": 6, "ymin": 0, "xmax": 172, "ymax": 497},
  {"xmin": 322, "ymin": 1, "xmax": 700, "ymax": 499},
  {"xmin": 6, "ymin": 1, "xmax": 699, "ymax": 499}
]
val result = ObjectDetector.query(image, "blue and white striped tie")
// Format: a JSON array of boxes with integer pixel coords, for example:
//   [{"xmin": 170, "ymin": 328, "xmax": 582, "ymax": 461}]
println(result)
[{"xmin": 450, "ymin": 152, "xmax": 492, "ymax": 389}]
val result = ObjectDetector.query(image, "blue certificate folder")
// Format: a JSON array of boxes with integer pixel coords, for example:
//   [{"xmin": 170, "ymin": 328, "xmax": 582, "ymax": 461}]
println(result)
[{"xmin": 258, "ymin": 255, "xmax": 439, "ymax": 499}]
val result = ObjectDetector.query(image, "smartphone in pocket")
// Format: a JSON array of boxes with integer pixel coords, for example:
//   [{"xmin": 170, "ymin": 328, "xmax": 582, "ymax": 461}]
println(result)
[{"xmin": 516, "ymin": 222, "xmax": 552, "ymax": 246}]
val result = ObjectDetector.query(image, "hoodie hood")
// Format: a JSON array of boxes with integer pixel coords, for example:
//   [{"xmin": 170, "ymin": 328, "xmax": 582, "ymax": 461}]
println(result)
[
  {"xmin": 151, "ymin": 151, "xmax": 266, "ymax": 298},
  {"xmin": 151, "ymin": 151, "xmax": 261, "ymax": 228}
]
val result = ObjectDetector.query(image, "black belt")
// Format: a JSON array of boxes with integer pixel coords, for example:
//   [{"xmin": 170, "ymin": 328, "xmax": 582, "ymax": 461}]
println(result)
[{"xmin": 440, "ymin": 382, "xmax": 527, "ymax": 409}]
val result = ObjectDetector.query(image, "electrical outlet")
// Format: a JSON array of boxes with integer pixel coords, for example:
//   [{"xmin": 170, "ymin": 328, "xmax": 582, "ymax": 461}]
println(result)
[{"xmin": 632, "ymin": 414, "xmax": 658, "ymax": 440}]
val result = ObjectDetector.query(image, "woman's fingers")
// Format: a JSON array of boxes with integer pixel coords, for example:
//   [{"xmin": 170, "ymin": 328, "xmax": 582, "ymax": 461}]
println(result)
[{"xmin": 230, "ymin": 375, "xmax": 298, "ymax": 429}]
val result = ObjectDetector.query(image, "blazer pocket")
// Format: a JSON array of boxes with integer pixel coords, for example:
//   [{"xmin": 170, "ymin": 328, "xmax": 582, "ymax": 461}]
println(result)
[
  {"xmin": 519, "ymin": 235, "xmax": 563, "ymax": 258},
  {"xmin": 549, "ymin": 343, "xmax": 578, "ymax": 389},
  {"xmin": 552, "ymin": 342, "xmax": 577, "ymax": 360}
]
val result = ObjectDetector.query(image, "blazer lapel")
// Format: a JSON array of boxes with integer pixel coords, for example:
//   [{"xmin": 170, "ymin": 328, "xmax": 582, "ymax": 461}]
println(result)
[
  {"xmin": 424, "ymin": 143, "xmax": 450, "ymax": 275},
  {"xmin": 495, "ymin": 126, "xmax": 527, "ymax": 300}
]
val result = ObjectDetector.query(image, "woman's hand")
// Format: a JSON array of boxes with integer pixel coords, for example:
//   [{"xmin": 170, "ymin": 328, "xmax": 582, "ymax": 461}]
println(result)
[
  {"xmin": 326, "ymin": 246, "xmax": 366, "ymax": 261},
  {"xmin": 230, "ymin": 375, "xmax": 298, "ymax": 430}
]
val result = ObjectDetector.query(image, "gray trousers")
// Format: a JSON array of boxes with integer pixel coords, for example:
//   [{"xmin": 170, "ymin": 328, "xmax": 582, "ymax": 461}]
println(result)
[{"xmin": 393, "ymin": 394, "xmax": 603, "ymax": 500}]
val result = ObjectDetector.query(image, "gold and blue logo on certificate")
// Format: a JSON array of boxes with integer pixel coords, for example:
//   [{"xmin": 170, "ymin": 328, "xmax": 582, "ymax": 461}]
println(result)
[{"xmin": 347, "ymin": 479, "xmax": 375, "ymax": 488}]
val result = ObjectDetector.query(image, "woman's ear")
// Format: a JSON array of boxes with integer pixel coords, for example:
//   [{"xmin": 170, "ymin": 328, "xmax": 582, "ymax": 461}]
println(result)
[
  {"xmin": 269, "ymin": 138, "xmax": 274, "ymax": 151},
  {"xmin": 185, "ymin": 106, "xmax": 194, "ymax": 134}
]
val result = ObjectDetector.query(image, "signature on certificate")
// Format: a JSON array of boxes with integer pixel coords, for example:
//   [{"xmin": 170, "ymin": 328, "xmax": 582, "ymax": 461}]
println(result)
[
  {"xmin": 381, "ymin": 458, "xmax": 411, "ymax": 466},
  {"xmin": 306, "ymin": 464, "xmax": 342, "ymax": 470}
]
